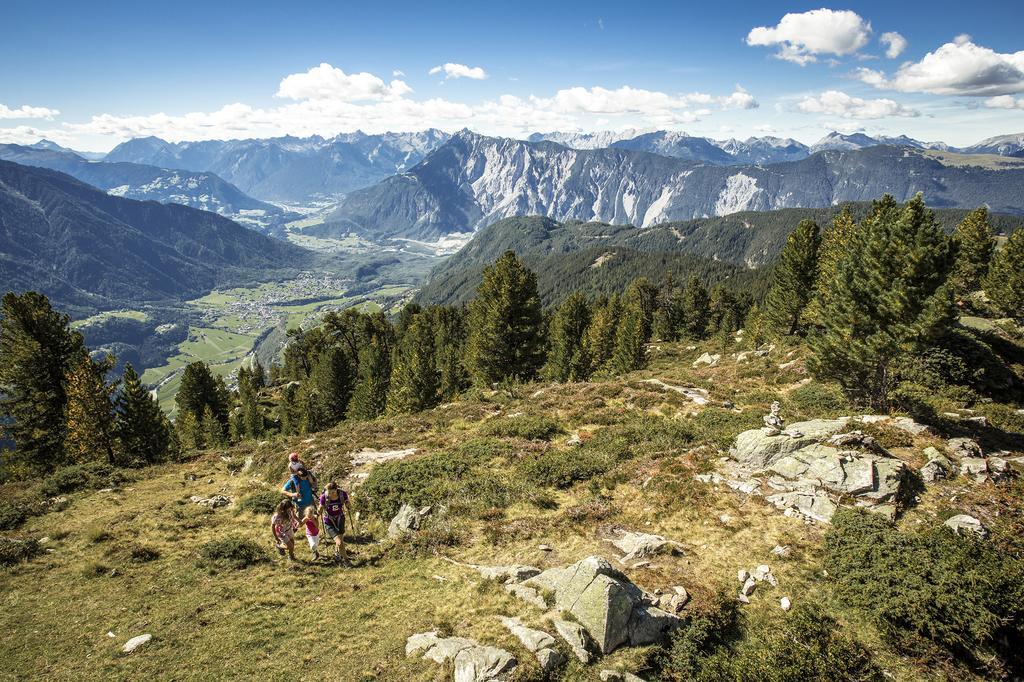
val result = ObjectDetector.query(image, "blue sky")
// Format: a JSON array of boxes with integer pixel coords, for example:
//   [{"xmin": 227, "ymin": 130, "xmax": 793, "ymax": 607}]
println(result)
[{"xmin": 1, "ymin": 0, "xmax": 1022, "ymax": 150}]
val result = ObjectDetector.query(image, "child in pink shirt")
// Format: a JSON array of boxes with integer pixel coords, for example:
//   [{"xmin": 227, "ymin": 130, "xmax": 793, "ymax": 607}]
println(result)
[{"xmin": 302, "ymin": 506, "xmax": 320, "ymax": 560}]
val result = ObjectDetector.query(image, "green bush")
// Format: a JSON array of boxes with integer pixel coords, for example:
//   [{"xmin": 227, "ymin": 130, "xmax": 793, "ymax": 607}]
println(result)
[
  {"xmin": 40, "ymin": 462, "xmax": 131, "ymax": 498},
  {"xmin": 0, "ymin": 536, "xmax": 41, "ymax": 566},
  {"xmin": 521, "ymin": 448, "xmax": 613, "ymax": 489},
  {"xmin": 199, "ymin": 536, "xmax": 266, "ymax": 569},
  {"xmin": 657, "ymin": 593, "xmax": 882, "ymax": 681},
  {"xmin": 688, "ymin": 409, "xmax": 762, "ymax": 448},
  {"xmin": 825, "ymin": 508, "xmax": 1024, "ymax": 674},
  {"xmin": 238, "ymin": 490, "xmax": 285, "ymax": 515},
  {"xmin": 128, "ymin": 544, "xmax": 160, "ymax": 562},
  {"xmin": 0, "ymin": 499, "xmax": 28, "ymax": 531},
  {"xmin": 360, "ymin": 450, "xmax": 478, "ymax": 519},
  {"xmin": 482, "ymin": 415, "xmax": 563, "ymax": 441}
]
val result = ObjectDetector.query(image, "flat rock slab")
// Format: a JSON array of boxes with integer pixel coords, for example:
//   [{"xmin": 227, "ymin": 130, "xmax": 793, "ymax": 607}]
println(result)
[
  {"xmin": 504, "ymin": 583, "xmax": 548, "ymax": 610},
  {"xmin": 453, "ymin": 645, "xmax": 517, "ymax": 682},
  {"xmin": 122, "ymin": 634, "xmax": 152, "ymax": 654},
  {"xmin": 475, "ymin": 564, "xmax": 541, "ymax": 583},
  {"xmin": 611, "ymin": 531, "xmax": 683, "ymax": 562},
  {"xmin": 498, "ymin": 616, "xmax": 555, "ymax": 652},
  {"xmin": 945, "ymin": 514, "xmax": 987, "ymax": 537},
  {"xmin": 350, "ymin": 448, "xmax": 418, "ymax": 466},
  {"xmin": 553, "ymin": 618, "xmax": 594, "ymax": 663}
]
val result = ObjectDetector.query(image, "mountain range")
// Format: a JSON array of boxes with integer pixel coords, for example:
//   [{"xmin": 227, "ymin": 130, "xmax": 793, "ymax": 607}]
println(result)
[
  {"xmin": 0, "ymin": 160, "xmax": 309, "ymax": 313},
  {"xmin": 0, "ymin": 144, "xmax": 295, "ymax": 234},
  {"xmin": 104, "ymin": 130, "xmax": 450, "ymax": 205},
  {"xmin": 309, "ymin": 130, "xmax": 1024, "ymax": 243}
]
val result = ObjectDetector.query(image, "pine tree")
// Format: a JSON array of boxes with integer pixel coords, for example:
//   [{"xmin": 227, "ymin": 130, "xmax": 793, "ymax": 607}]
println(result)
[
  {"xmin": 115, "ymin": 363, "xmax": 170, "ymax": 465},
  {"xmin": 279, "ymin": 382, "xmax": 302, "ymax": 436},
  {"xmin": 388, "ymin": 316, "xmax": 440, "ymax": 413},
  {"xmin": 680, "ymin": 276, "xmax": 711, "ymax": 340},
  {"xmin": 582, "ymin": 295, "xmax": 621, "ymax": 373},
  {"xmin": 623, "ymin": 278, "xmax": 658, "ymax": 341},
  {"xmin": 610, "ymin": 297, "xmax": 648, "ymax": 374},
  {"xmin": 806, "ymin": 206, "xmax": 858, "ymax": 324},
  {"xmin": 347, "ymin": 336, "xmax": 392, "ymax": 420},
  {"xmin": 984, "ymin": 228, "xmax": 1024, "ymax": 321},
  {"xmin": 431, "ymin": 306, "xmax": 468, "ymax": 401},
  {"xmin": 762, "ymin": 219, "xmax": 821, "ymax": 335},
  {"xmin": 64, "ymin": 352, "xmax": 117, "ymax": 465},
  {"xmin": 0, "ymin": 291, "xmax": 84, "ymax": 470},
  {"xmin": 303, "ymin": 345, "xmax": 354, "ymax": 430},
  {"xmin": 465, "ymin": 251, "xmax": 545, "ymax": 386},
  {"xmin": 810, "ymin": 194, "xmax": 956, "ymax": 410},
  {"xmin": 201, "ymin": 405, "xmax": 226, "ymax": 448},
  {"xmin": 652, "ymin": 277, "xmax": 684, "ymax": 342},
  {"xmin": 543, "ymin": 293, "xmax": 592, "ymax": 382},
  {"xmin": 176, "ymin": 411, "xmax": 203, "ymax": 450},
  {"xmin": 951, "ymin": 207, "xmax": 996, "ymax": 297}
]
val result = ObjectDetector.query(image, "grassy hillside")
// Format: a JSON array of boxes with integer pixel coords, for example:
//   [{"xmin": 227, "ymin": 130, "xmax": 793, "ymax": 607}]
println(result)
[{"xmin": 3, "ymin": 330, "xmax": 1022, "ymax": 680}]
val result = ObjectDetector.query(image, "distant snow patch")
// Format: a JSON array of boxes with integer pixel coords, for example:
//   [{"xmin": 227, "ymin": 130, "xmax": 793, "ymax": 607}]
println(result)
[{"xmin": 714, "ymin": 173, "xmax": 762, "ymax": 216}]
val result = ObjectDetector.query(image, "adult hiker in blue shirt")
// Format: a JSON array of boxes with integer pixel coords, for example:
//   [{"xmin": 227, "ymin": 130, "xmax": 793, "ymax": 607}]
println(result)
[{"xmin": 282, "ymin": 467, "xmax": 316, "ymax": 517}]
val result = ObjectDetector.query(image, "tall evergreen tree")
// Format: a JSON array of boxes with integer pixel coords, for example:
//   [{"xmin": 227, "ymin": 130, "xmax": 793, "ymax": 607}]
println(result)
[
  {"xmin": 763, "ymin": 219, "xmax": 821, "ymax": 335},
  {"xmin": 347, "ymin": 335, "xmax": 392, "ymax": 420},
  {"xmin": 951, "ymin": 207, "xmax": 996, "ymax": 297},
  {"xmin": 610, "ymin": 297, "xmax": 648, "ymax": 374},
  {"xmin": 543, "ymin": 293, "xmax": 592, "ymax": 382},
  {"xmin": 0, "ymin": 292, "xmax": 84, "ymax": 470},
  {"xmin": 623, "ymin": 277, "xmax": 658, "ymax": 341},
  {"xmin": 115, "ymin": 363, "xmax": 170, "ymax": 465},
  {"xmin": 176, "ymin": 411, "xmax": 203, "ymax": 450},
  {"xmin": 652, "ymin": 277, "xmax": 684, "ymax": 342},
  {"xmin": 64, "ymin": 352, "xmax": 117, "ymax": 465},
  {"xmin": 807, "ymin": 206, "xmax": 858, "ymax": 324},
  {"xmin": 430, "ymin": 306, "xmax": 468, "ymax": 401},
  {"xmin": 388, "ymin": 316, "xmax": 440, "ymax": 413},
  {"xmin": 810, "ymin": 195, "xmax": 956, "ymax": 410},
  {"xmin": 582, "ymin": 295, "xmax": 621, "ymax": 373},
  {"xmin": 984, "ymin": 228, "xmax": 1024, "ymax": 322},
  {"xmin": 201, "ymin": 405, "xmax": 226, "ymax": 447},
  {"xmin": 303, "ymin": 345, "xmax": 354, "ymax": 430},
  {"xmin": 279, "ymin": 381, "xmax": 302, "ymax": 436},
  {"xmin": 680, "ymin": 276, "xmax": 711, "ymax": 340},
  {"xmin": 465, "ymin": 251, "xmax": 545, "ymax": 386},
  {"xmin": 175, "ymin": 362, "xmax": 228, "ymax": 446}
]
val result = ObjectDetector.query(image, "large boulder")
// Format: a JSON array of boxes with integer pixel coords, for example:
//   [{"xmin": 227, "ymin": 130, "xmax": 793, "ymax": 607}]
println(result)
[
  {"xmin": 944, "ymin": 514, "xmax": 987, "ymax": 537},
  {"xmin": 947, "ymin": 438, "xmax": 983, "ymax": 459},
  {"xmin": 731, "ymin": 419, "xmax": 848, "ymax": 469},
  {"xmin": 553, "ymin": 618, "xmax": 594, "ymax": 663},
  {"xmin": 611, "ymin": 531, "xmax": 683, "ymax": 563},
  {"xmin": 388, "ymin": 503, "xmax": 431, "ymax": 538},
  {"xmin": 524, "ymin": 556, "xmax": 678, "ymax": 654}
]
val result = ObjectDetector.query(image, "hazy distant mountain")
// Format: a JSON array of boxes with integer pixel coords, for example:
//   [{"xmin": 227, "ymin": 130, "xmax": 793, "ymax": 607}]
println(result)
[
  {"xmin": 30, "ymin": 139, "xmax": 106, "ymax": 160},
  {"xmin": 961, "ymin": 133, "xmax": 1024, "ymax": 157},
  {"xmin": 0, "ymin": 144, "xmax": 294, "ymax": 233},
  {"xmin": 104, "ymin": 130, "xmax": 450, "ymax": 204},
  {"xmin": 315, "ymin": 130, "xmax": 1024, "ymax": 242},
  {"xmin": 0, "ymin": 160, "xmax": 309, "ymax": 312}
]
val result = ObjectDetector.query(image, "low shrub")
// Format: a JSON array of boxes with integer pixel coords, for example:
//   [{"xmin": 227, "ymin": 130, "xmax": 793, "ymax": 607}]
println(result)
[
  {"xmin": 482, "ymin": 415, "xmax": 563, "ymax": 441},
  {"xmin": 786, "ymin": 381, "xmax": 850, "ymax": 418},
  {"xmin": 391, "ymin": 517, "xmax": 463, "ymax": 558},
  {"xmin": 40, "ymin": 462, "xmax": 131, "ymax": 498},
  {"xmin": 128, "ymin": 544, "xmax": 160, "ymax": 562},
  {"xmin": 521, "ymin": 448, "xmax": 613, "ymax": 489},
  {"xmin": 825, "ymin": 508, "xmax": 1024, "ymax": 675},
  {"xmin": 852, "ymin": 421, "xmax": 913, "ymax": 449},
  {"xmin": 199, "ymin": 536, "xmax": 266, "ymax": 569},
  {"xmin": 688, "ymin": 409, "xmax": 762, "ymax": 449},
  {"xmin": 360, "ymin": 450, "xmax": 478, "ymax": 519},
  {"xmin": 86, "ymin": 526, "xmax": 112, "ymax": 543},
  {"xmin": 656, "ymin": 589, "xmax": 740, "ymax": 679},
  {"xmin": 80, "ymin": 561, "xmax": 111, "ymax": 577},
  {"xmin": 0, "ymin": 498, "xmax": 29, "ymax": 531},
  {"xmin": 238, "ymin": 490, "xmax": 284, "ymax": 515},
  {"xmin": 0, "ymin": 536, "xmax": 41, "ymax": 566}
]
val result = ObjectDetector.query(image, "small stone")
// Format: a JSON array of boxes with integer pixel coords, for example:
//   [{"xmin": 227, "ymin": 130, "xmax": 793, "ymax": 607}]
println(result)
[
  {"xmin": 538, "ymin": 544, "xmax": 552, "ymax": 552},
  {"xmin": 780, "ymin": 597, "xmax": 792, "ymax": 611},
  {"xmin": 771, "ymin": 545, "xmax": 792, "ymax": 558},
  {"xmin": 122, "ymin": 634, "xmax": 152, "ymax": 654},
  {"xmin": 106, "ymin": 631, "xmax": 116, "ymax": 638},
  {"xmin": 741, "ymin": 577, "xmax": 757, "ymax": 596},
  {"xmin": 737, "ymin": 592, "xmax": 750, "ymax": 604},
  {"xmin": 944, "ymin": 514, "xmax": 987, "ymax": 537},
  {"xmin": 752, "ymin": 564, "xmax": 771, "ymax": 581},
  {"xmin": 535, "ymin": 647, "xmax": 565, "ymax": 675},
  {"xmin": 719, "ymin": 514, "xmax": 732, "ymax": 525},
  {"xmin": 737, "ymin": 569, "xmax": 750, "ymax": 584}
]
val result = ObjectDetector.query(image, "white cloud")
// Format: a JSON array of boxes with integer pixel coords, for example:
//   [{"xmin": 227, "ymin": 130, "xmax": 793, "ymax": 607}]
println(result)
[
  {"xmin": 0, "ymin": 103, "xmax": 60, "ymax": 120},
  {"xmin": 879, "ymin": 32, "xmax": 907, "ymax": 59},
  {"xmin": 392, "ymin": 69, "xmax": 405, "ymax": 77},
  {"xmin": 985, "ymin": 95, "xmax": 1024, "ymax": 109},
  {"xmin": 429, "ymin": 63, "xmax": 487, "ymax": 80},
  {"xmin": 276, "ymin": 63, "xmax": 412, "ymax": 101},
  {"xmin": 29, "ymin": 63, "xmax": 757, "ymax": 146},
  {"xmin": 0, "ymin": 125, "xmax": 75, "ymax": 145},
  {"xmin": 797, "ymin": 90, "xmax": 919, "ymax": 119},
  {"xmin": 746, "ymin": 9, "xmax": 871, "ymax": 65},
  {"xmin": 856, "ymin": 36, "xmax": 1024, "ymax": 95}
]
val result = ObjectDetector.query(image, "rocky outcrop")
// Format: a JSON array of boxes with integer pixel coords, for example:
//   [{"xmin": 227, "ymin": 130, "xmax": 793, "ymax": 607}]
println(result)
[
  {"xmin": 189, "ymin": 494, "xmax": 231, "ymax": 508},
  {"xmin": 522, "ymin": 556, "xmax": 679, "ymax": 654},
  {"xmin": 498, "ymin": 617, "xmax": 564, "ymax": 675},
  {"xmin": 553, "ymin": 618, "xmax": 594, "ymax": 663},
  {"xmin": 610, "ymin": 531, "xmax": 684, "ymax": 563},
  {"xmin": 388, "ymin": 504, "xmax": 432, "ymax": 538},
  {"xmin": 407, "ymin": 632, "xmax": 517, "ymax": 681},
  {"xmin": 731, "ymin": 419, "xmax": 849, "ymax": 470}
]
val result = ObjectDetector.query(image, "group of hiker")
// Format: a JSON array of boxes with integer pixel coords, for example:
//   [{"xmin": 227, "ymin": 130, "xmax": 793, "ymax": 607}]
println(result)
[{"xmin": 270, "ymin": 452, "xmax": 354, "ymax": 565}]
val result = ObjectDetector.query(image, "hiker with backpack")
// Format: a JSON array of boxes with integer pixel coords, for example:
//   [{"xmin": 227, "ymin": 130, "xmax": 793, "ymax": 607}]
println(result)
[
  {"xmin": 287, "ymin": 452, "xmax": 318, "ymax": 490},
  {"xmin": 282, "ymin": 467, "xmax": 316, "ymax": 518},
  {"xmin": 318, "ymin": 481, "xmax": 353, "ymax": 565}
]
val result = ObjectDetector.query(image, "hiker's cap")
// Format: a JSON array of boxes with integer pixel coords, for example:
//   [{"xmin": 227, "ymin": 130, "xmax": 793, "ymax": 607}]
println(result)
[{"xmin": 288, "ymin": 452, "xmax": 299, "ymax": 461}]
